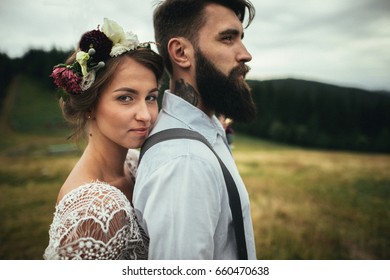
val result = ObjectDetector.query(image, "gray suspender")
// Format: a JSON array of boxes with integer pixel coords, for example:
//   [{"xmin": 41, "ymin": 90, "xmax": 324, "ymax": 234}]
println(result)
[{"xmin": 138, "ymin": 128, "xmax": 248, "ymax": 260}]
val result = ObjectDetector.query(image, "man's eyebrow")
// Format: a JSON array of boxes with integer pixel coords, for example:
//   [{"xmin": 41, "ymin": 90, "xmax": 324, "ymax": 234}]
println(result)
[{"xmin": 218, "ymin": 28, "xmax": 244, "ymax": 39}]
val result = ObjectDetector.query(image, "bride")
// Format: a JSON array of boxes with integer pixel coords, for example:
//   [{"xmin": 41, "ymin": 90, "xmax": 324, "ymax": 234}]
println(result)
[{"xmin": 44, "ymin": 18, "xmax": 163, "ymax": 260}]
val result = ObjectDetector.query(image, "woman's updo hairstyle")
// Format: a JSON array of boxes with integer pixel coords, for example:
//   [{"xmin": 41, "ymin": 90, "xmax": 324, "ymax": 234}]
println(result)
[{"xmin": 50, "ymin": 18, "xmax": 163, "ymax": 142}]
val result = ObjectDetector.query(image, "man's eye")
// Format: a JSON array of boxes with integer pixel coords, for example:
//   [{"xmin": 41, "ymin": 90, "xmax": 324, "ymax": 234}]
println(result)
[{"xmin": 222, "ymin": 36, "xmax": 233, "ymax": 42}]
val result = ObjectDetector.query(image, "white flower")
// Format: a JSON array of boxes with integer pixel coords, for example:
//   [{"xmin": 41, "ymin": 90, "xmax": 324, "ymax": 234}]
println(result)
[
  {"xmin": 101, "ymin": 18, "xmax": 139, "ymax": 57},
  {"xmin": 80, "ymin": 70, "xmax": 96, "ymax": 91},
  {"xmin": 75, "ymin": 51, "xmax": 90, "ymax": 76},
  {"xmin": 111, "ymin": 31, "xmax": 140, "ymax": 57},
  {"xmin": 101, "ymin": 18, "xmax": 124, "ymax": 44}
]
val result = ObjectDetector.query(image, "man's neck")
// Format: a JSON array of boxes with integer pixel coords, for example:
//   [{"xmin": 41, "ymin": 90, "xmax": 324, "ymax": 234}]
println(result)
[
  {"xmin": 171, "ymin": 78, "xmax": 214, "ymax": 118},
  {"xmin": 173, "ymin": 78, "xmax": 199, "ymax": 107}
]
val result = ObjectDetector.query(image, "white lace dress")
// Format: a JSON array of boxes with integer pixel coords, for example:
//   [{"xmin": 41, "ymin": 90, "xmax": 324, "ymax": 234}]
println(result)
[{"xmin": 44, "ymin": 150, "xmax": 148, "ymax": 260}]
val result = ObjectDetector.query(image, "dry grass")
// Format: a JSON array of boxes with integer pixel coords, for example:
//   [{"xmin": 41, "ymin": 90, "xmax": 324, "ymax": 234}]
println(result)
[
  {"xmin": 0, "ymin": 133, "xmax": 389, "ymax": 259},
  {"xmin": 3, "ymin": 75, "xmax": 388, "ymax": 259},
  {"xmin": 233, "ymin": 137, "xmax": 390, "ymax": 259},
  {"xmin": 0, "ymin": 134, "xmax": 80, "ymax": 259}
]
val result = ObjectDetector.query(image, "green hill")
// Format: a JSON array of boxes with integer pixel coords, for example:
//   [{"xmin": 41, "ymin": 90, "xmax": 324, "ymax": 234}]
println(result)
[
  {"xmin": 4, "ymin": 75, "xmax": 67, "ymax": 135},
  {"xmin": 0, "ymin": 56, "xmax": 389, "ymax": 260},
  {"xmin": 236, "ymin": 78, "xmax": 390, "ymax": 153},
  {"xmin": 1, "ymin": 49, "xmax": 390, "ymax": 153}
]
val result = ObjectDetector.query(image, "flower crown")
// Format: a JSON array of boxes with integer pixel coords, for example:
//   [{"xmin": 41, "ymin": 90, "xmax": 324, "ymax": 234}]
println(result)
[{"xmin": 51, "ymin": 18, "xmax": 153, "ymax": 95}]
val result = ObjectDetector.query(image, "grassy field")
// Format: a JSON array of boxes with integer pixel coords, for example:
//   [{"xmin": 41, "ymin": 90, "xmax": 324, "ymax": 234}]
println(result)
[
  {"xmin": 233, "ymin": 137, "xmax": 390, "ymax": 259},
  {"xmin": 0, "ymin": 76, "xmax": 389, "ymax": 259}
]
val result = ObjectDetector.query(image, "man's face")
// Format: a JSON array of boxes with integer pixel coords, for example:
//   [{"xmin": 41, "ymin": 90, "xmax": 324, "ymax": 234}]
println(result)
[
  {"xmin": 194, "ymin": 3, "xmax": 256, "ymax": 122},
  {"xmin": 195, "ymin": 49, "xmax": 256, "ymax": 122},
  {"xmin": 196, "ymin": 4, "xmax": 252, "ymax": 76}
]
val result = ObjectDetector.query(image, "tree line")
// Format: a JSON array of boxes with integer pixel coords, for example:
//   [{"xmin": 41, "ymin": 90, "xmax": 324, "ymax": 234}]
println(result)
[
  {"xmin": 236, "ymin": 79, "xmax": 390, "ymax": 153},
  {"xmin": 1, "ymin": 49, "xmax": 390, "ymax": 153},
  {"xmin": 0, "ymin": 49, "xmax": 70, "ymax": 109}
]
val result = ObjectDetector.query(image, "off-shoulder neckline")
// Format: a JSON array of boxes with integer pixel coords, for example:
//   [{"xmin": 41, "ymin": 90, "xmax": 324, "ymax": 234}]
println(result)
[{"xmin": 56, "ymin": 180, "xmax": 130, "ymax": 207}]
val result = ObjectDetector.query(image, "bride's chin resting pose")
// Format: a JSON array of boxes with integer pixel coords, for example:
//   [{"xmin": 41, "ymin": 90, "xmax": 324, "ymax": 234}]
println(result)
[{"xmin": 44, "ymin": 18, "xmax": 163, "ymax": 260}]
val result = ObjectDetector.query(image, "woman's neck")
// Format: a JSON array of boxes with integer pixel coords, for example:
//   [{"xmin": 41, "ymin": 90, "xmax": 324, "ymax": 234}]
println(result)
[{"xmin": 83, "ymin": 137, "xmax": 128, "ymax": 182}]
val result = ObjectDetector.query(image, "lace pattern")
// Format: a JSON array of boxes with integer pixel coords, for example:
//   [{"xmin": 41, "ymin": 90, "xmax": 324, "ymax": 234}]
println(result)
[
  {"xmin": 126, "ymin": 149, "xmax": 139, "ymax": 183},
  {"xmin": 44, "ymin": 150, "xmax": 148, "ymax": 260}
]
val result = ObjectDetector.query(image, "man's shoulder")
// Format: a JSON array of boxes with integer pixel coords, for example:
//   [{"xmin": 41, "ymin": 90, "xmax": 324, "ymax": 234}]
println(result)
[{"xmin": 141, "ymin": 136, "xmax": 218, "ymax": 166}]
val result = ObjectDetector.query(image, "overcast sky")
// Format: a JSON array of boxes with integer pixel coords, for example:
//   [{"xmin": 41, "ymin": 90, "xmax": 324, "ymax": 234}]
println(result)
[{"xmin": 1, "ymin": 0, "xmax": 389, "ymax": 91}]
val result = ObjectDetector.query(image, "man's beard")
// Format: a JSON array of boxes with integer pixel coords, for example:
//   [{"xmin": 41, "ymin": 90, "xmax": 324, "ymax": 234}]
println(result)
[{"xmin": 195, "ymin": 50, "xmax": 257, "ymax": 122}]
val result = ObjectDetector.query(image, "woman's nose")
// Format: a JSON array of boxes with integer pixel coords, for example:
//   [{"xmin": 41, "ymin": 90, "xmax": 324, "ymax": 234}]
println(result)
[{"xmin": 135, "ymin": 102, "xmax": 152, "ymax": 122}]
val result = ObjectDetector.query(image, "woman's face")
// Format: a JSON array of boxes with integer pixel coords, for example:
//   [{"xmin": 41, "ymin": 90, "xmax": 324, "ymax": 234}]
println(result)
[{"xmin": 92, "ymin": 57, "xmax": 159, "ymax": 149}]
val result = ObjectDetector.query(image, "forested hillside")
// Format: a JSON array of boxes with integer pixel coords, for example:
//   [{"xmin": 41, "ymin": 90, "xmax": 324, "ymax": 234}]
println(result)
[
  {"xmin": 236, "ymin": 79, "xmax": 390, "ymax": 152},
  {"xmin": 1, "ymin": 49, "xmax": 389, "ymax": 153}
]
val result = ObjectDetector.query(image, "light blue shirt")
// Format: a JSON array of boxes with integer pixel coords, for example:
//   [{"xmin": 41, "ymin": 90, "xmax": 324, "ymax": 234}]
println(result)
[{"xmin": 133, "ymin": 91, "xmax": 256, "ymax": 260}]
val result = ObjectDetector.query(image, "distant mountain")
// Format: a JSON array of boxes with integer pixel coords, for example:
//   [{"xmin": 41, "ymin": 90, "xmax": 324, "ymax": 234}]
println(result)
[
  {"xmin": 1, "ymin": 49, "xmax": 390, "ymax": 153},
  {"xmin": 252, "ymin": 77, "xmax": 378, "ymax": 94},
  {"xmin": 374, "ymin": 90, "xmax": 390, "ymax": 96},
  {"xmin": 261, "ymin": 77, "xmax": 390, "ymax": 96},
  {"xmin": 235, "ymin": 78, "xmax": 390, "ymax": 153}
]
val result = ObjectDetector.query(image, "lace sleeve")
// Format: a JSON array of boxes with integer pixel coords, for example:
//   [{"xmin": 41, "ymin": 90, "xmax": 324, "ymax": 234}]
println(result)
[{"xmin": 44, "ymin": 182, "xmax": 148, "ymax": 260}]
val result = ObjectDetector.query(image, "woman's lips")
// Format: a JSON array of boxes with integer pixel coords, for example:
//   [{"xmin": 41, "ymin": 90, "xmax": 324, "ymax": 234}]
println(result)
[{"xmin": 130, "ymin": 127, "xmax": 149, "ymax": 136}]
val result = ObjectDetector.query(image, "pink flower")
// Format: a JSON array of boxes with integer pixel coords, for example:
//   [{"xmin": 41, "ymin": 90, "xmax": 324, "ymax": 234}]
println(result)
[{"xmin": 50, "ymin": 66, "xmax": 82, "ymax": 95}]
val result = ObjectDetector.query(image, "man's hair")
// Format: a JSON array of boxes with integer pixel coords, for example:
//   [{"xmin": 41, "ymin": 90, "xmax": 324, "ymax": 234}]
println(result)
[{"xmin": 153, "ymin": 0, "xmax": 255, "ymax": 74}]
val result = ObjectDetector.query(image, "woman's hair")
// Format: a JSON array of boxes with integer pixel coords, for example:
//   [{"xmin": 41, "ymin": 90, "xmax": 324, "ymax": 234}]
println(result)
[
  {"xmin": 153, "ymin": 0, "xmax": 255, "ymax": 75},
  {"xmin": 60, "ymin": 48, "xmax": 163, "ymax": 142}
]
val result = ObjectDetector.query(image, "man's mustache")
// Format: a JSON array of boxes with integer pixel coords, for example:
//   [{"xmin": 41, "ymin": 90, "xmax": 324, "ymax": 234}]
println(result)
[{"xmin": 230, "ymin": 64, "xmax": 251, "ymax": 79}]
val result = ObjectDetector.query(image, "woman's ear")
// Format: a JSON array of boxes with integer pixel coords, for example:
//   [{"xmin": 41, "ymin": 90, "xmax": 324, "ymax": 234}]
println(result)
[
  {"xmin": 167, "ymin": 37, "xmax": 193, "ymax": 69},
  {"xmin": 86, "ymin": 109, "xmax": 95, "ymax": 120}
]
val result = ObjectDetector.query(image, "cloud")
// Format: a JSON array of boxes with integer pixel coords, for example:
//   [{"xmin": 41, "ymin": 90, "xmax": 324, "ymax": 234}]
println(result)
[
  {"xmin": 245, "ymin": 0, "xmax": 390, "ymax": 90},
  {"xmin": 0, "ymin": 0, "xmax": 389, "ymax": 91},
  {"xmin": 0, "ymin": 0, "xmax": 156, "ymax": 56}
]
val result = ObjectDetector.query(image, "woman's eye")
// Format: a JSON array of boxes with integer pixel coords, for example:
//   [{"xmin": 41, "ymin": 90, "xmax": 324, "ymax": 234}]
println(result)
[
  {"xmin": 146, "ymin": 91, "xmax": 159, "ymax": 102},
  {"xmin": 118, "ymin": 96, "xmax": 133, "ymax": 102},
  {"xmin": 146, "ymin": 95, "xmax": 158, "ymax": 102}
]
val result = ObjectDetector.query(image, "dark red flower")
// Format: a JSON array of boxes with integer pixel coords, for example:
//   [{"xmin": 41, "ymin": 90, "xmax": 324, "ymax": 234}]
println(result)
[
  {"xmin": 50, "ymin": 66, "xmax": 82, "ymax": 95},
  {"xmin": 79, "ymin": 30, "xmax": 112, "ymax": 62}
]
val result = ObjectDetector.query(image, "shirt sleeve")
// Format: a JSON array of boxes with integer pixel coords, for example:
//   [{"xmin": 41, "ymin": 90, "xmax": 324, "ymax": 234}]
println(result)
[{"xmin": 134, "ymin": 153, "xmax": 224, "ymax": 259}]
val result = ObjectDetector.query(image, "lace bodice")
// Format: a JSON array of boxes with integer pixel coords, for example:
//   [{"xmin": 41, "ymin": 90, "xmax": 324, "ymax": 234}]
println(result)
[{"xmin": 44, "ymin": 150, "xmax": 148, "ymax": 260}]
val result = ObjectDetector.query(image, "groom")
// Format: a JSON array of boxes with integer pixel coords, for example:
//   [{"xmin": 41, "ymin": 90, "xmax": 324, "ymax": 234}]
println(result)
[{"xmin": 134, "ymin": 0, "xmax": 257, "ymax": 259}]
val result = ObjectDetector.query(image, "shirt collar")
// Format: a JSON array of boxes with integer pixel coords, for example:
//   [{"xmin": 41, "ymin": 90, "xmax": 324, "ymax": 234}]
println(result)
[{"xmin": 162, "ymin": 90, "xmax": 227, "ymax": 146}]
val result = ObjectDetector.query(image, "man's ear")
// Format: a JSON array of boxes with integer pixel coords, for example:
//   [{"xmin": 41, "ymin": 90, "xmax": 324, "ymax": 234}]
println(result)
[{"xmin": 167, "ymin": 37, "xmax": 193, "ymax": 69}]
